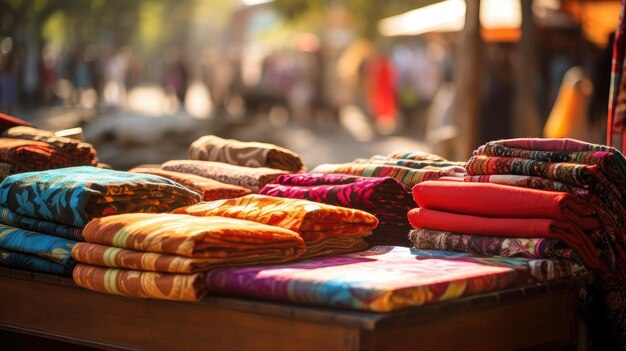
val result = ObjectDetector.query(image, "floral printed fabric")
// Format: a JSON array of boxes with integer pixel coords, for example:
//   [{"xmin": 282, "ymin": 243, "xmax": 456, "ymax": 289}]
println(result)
[
  {"xmin": 162, "ymin": 160, "xmax": 287, "ymax": 193},
  {"xmin": 0, "ymin": 138, "xmax": 95, "ymax": 175},
  {"xmin": 310, "ymin": 162, "xmax": 466, "ymax": 188},
  {"xmin": 0, "ymin": 207, "xmax": 83, "ymax": 240},
  {"xmin": 3, "ymin": 126, "xmax": 98, "ymax": 166},
  {"xmin": 259, "ymin": 173, "xmax": 415, "ymax": 233},
  {"xmin": 129, "ymin": 167, "xmax": 251, "ymax": 201},
  {"xmin": 205, "ymin": 246, "xmax": 518, "ymax": 312},
  {"xmin": 175, "ymin": 195, "xmax": 377, "ymax": 258},
  {"xmin": 0, "ymin": 223, "xmax": 76, "ymax": 273},
  {"xmin": 0, "ymin": 166, "xmax": 201, "ymax": 227},
  {"xmin": 188, "ymin": 135, "xmax": 304, "ymax": 173},
  {"xmin": 73, "ymin": 264, "xmax": 206, "ymax": 301},
  {"xmin": 409, "ymin": 229, "xmax": 583, "ymax": 265}
]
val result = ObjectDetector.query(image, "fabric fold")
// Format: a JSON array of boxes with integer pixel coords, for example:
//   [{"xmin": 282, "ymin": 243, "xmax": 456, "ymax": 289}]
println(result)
[{"xmin": 188, "ymin": 135, "xmax": 304, "ymax": 173}]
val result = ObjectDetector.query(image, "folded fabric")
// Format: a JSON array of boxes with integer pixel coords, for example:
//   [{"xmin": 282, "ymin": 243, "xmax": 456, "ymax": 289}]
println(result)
[
  {"xmin": 475, "ymin": 140, "xmax": 626, "ymax": 193},
  {"xmin": 174, "ymin": 194, "xmax": 378, "ymax": 242},
  {"xmin": 407, "ymin": 208, "xmax": 600, "ymax": 268},
  {"xmin": 412, "ymin": 181, "xmax": 599, "ymax": 230},
  {"xmin": 0, "ymin": 166, "xmax": 201, "ymax": 227},
  {"xmin": 205, "ymin": 246, "xmax": 517, "ymax": 312},
  {"xmin": 0, "ymin": 138, "xmax": 95, "ymax": 173},
  {"xmin": 162, "ymin": 160, "xmax": 287, "ymax": 193},
  {"xmin": 82, "ymin": 213, "xmax": 305, "ymax": 259},
  {"xmin": 0, "ymin": 207, "xmax": 83, "ymax": 241},
  {"xmin": 409, "ymin": 249, "xmax": 584, "ymax": 285},
  {"xmin": 0, "ymin": 248, "xmax": 72, "ymax": 275},
  {"xmin": 409, "ymin": 229, "xmax": 582, "ymax": 263},
  {"xmin": 466, "ymin": 156, "xmax": 623, "ymax": 205},
  {"xmin": 463, "ymin": 174, "xmax": 591, "ymax": 197},
  {"xmin": 385, "ymin": 151, "xmax": 447, "ymax": 162},
  {"xmin": 310, "ymin": 162, "xmax": 466, "ymax": 187},
  {"xmin": 0, "ymin": 224, "xmax": 75, "ymax": 267},
  {"xmin": 0, "ymin": 112, "xmax": 33, "ymax": 133},
  {"xmin": 355, "ymin": 156, "xmax": 465, "ymax": 169},
  {"xmin": 259, "ymin": 173, "xmax": 415, "ymax": 230},
  {"xmin": 129, "ymin": 167, "xmax": 251, "ymax": 201},
  {"xmin": 188, "ymin": 135, "xmax": 304, "ymax": 173},
  {"xmin": 3, "ymin": 126, "xmax": 98, "ymax": 166},
  {"xmin": 300, "ymin": 236, "xmax": 369, "ymax": 259},
  {"xmin": 73, "ymin": 264, "xmax": 206, "ymax": 301}
]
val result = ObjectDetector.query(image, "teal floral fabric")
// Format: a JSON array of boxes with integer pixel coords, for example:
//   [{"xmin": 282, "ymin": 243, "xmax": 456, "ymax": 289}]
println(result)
[
  {"xmin": 0, "ymin": 223, "xmax": 75, "ymax": 267},
  {"xmin": 0, "ymin": 166, "xmax": 201, "ymax": 227},
  {"xmin": 0, "ymin": 248, "xmax": 72, "ymax": 275}
]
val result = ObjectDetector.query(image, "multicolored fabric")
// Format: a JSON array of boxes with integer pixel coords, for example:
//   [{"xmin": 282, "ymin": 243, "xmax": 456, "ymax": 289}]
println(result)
[
  {"xmin": 300, "ymin": 236, "xmax": 369, "ymax": 259},
  {"xmin": 188, "ymin": 135, "xmax": 304, "ymax": 173},
  {"xmin": 174, "ymin": 194, "xmax": 377, "ymax": 242},
  {"xmin": 0, "ymin": 207, "xmax": 83, "ymax": 241},
  {"xmin": 465, "ymin": 156, "xmax": 622, "ymax": 205},
  {"xmin": 0, "ymin": 223, "xmax": 75, "ymax": 267},
  {"xmin": 3, "ymin": 126, "xmax": 98, "ymax": 166},
  {"xmin": 409, "ymin": 229, "xmax": 582, "ymax": 264},
  {"xmin": 475, "ymin": 141, "xmax": 626, "ymax": 192},
  {"xmin": 407, "ymin": 208, "xmax": 600, "ymax": 269},
  {"xmin": 0, "ymin": 248, "xmax": 72, "ymax": 275},
  {"xmin": 409, "ymin": 249, "xmax": 584, "ymax": 285},
  {"xmin": 162, "ymin": 160, "xmax": 288, "ymax": 193},
  {"xmin": 0, "ymin": 166, "xmax": 201, "ymax": 227},
  {"xmin": 354, "ymin": 156, "xmax": 464, "ymax": 169},
  {"xmin": 129, "ymin": 167, "xmax": 251, "ymax": 201},
  {"xmin": 73, "ymin": 264, "xmax": 206, "ymax": 301},
  {"xmin": 0, "ymin": 138, "xmax": 95, "ymax": 173},
  {"xmin": 608, "ymin": 0, "xmax": 626, "ymax": 150},
  {"xmin": 81, "ymin": 213, "xmax": 305, "ymax": 259},
  {"xmin": 463, "ymin": 174, "xmax": 591, "ymax": 197},
  {"xmin": 205, "ymin": 246, "xmax": 517, "ymax": 312},
  {"xmin": 385, "ymin": 151, "xmax": 447, "ymax": 161},
  {"xmin": 259, "ymin": 173, "xmax": 415, "ymax": 232},
  {"xmin": 310, "ymin": 162, "xmax": 466, "ymax": 188},
  {"xmin": 0, "ymin": 112, "xmax": 33, "ymax": 133},
  {"xmin": 413, "ymin": 181, "xmax": 599, "ymax": 230}
]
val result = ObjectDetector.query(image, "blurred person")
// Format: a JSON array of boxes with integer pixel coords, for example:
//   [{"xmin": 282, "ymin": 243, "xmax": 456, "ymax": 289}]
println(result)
[
  {"xmin": 41, "ymin": 44, "xmax": 56, "ymax": 105},
  {"xmin": 164, "ymin": 48, "xmax": 189, "ymax": 110},
  {"xmin": 0, "ymin": 54, "xmax": 18, "ymax": 114},
  {"xmin": 22, "ymin": 46, "xmax": 39, "ymax": 108},
  {"xmin": 102, "ymin": 47, "xmax": 130, "ymax": 111},
  {"xmin": 72, "ymin": 49, "xmax": 92, "ymax": 107},
  {"xmin": 364, "ymin": 44, "xmax": 397, "ymax": 135}
]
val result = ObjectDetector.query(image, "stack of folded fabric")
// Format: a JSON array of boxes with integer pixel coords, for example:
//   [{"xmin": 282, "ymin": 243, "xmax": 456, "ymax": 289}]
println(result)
[
  {"xmin": 175, "ymin": 194, "xmax": 378, "ymax": 258},
  {"xmin": 3, "ymin": 126, "xmax": 98, "ymax": 166},
  {"xmin": 310, "ymin": 150, "xmax": 465, "ymax": 188},
  {"xmin": 205, "ymin": 245, "xmax": 570, "ymax": 312},
  {"xmin": 162, "ymin": 160, "xmax": 288, "ymax": 193},
  {"xmin": 461, "ymin": 138, "xmax": 626, "ymax": 349},
  {"xmin": 0, "ymin": 166, "xmax": 201, "ymax": 276},
  {"xmin": 71, "ymin": 213, "xmax": 305, "ymax": 301},
  {"xmin": 188, "ymin": 135, "xmax": 305, "ymax": 172},
  {"xmin": 260, "ymin": 173, "xmax": 415, "ymax": 246},
  {"xmin": 129, "ymin": 167, "xmax": 251, "ymax": 201}
]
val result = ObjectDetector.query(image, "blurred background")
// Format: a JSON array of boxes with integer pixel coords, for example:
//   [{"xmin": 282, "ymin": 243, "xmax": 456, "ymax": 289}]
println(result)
[{"xmin": 0, "ymin": 0, "xmax": 620, "ymax": 169}]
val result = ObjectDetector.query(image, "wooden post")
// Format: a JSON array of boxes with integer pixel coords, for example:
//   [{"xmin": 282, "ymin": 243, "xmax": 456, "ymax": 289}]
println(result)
[
  {"xmin": 514, "ymin": 0, "xmax": 542, "ymax": 138},
  {"xmin": 454, "ymin": 0, "xmax": 483, "ymax": 161}
]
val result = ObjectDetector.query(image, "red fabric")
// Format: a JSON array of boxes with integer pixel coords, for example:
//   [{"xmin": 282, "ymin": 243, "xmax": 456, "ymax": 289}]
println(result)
[
  {"xmin": 407, "ymin": 208, "xmax": 600, "ymax": 269},
  {"xmin": 412, "ymin": 181, "xmax": 599, "ymax": 230},
  {"xmin": 0, "ymin": 113, "xmax": 32, "ymax": 133}
]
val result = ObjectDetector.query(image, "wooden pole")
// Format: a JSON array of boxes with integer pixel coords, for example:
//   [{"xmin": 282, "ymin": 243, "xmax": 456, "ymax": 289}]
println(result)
[{"xmin": 454, "ymin": 0, "xmax": 483, "ymax": 160}]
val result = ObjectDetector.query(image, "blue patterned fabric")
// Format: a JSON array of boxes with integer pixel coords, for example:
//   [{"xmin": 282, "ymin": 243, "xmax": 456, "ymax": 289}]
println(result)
[
  {"xmin": 0, "ymin": 166, "xmax": 201, "ymax": 227},
  {"xmin": 0, "ymin": 207, "xmax": 83, "ymax": 240},
  {"xmin": 0, "ymin": 223, "xmax": 75, "ymax": 265},
  {"xmin": 0, "ymin": 248, "xmax": 72, "ymax": 275}
]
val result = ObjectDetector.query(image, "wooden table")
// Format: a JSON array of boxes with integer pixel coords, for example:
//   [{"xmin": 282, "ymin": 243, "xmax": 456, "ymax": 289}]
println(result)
[{"xmin": 0, "ymin": 267, "xmax": 583, "ymax": 351}]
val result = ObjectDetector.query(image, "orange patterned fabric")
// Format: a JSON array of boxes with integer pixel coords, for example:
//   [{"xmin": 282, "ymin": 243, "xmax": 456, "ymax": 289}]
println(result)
[
  {"xmin": 128, "ymin": 167, "xmax": 251, "ymax": 201},
  {"xmin": 81, "ymin": 213, "xmax": 305, "ymax": 259},
  {"xmin": 174, "ymin": 194, "xmax": 378, "ymax": 242},
  {"xmin": 73, "ymin": 264, "xmax": 206, "ymax": 301}
]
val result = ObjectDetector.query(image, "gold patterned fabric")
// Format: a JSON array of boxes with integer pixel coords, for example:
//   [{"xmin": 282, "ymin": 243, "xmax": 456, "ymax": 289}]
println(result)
[
  {"xmin": 188, "ymin": 135, "xmax": 304, "ymax": 172},
  {"xmin": 73, "ymin": 264, "xmax": 206, "ymax": 301},
  {"xmin": 174, "ymin": 195, "xmax": 377, "ymax": 257}
]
